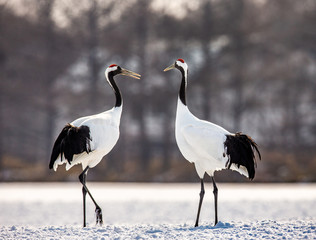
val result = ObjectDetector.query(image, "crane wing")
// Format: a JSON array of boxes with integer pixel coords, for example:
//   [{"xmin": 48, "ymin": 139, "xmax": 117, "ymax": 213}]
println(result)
[
  {"xmin": 49, "ymin": 124, "xmax": 92, "ymax": 170},
  {"xmin": 180, "ymin": 124, "xmax": 227, "ymax": 162}
]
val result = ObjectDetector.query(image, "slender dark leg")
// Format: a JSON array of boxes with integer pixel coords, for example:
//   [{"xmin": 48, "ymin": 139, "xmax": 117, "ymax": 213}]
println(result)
[
  {"xmin": 82, "ymin": 173, "xmax": 87, "ymax": 227},
  {"xmin": 212, "ymin": 176, "xmax": 218, "ymax": 226},
  {"xmin": 194, "ymin": 178, "xmax": 205, "ymax": 227},
  {"xmin": 79, "ymin": 166, "xmax": 103, "ymax": 227}
]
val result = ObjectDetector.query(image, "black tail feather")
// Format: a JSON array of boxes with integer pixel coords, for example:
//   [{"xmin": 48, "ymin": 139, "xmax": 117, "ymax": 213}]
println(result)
[
  {"xmin": 49, "ymin": 124, "xmax": 92, "ymax": 169},
  {"xmin": 224, "ymin": 132, "xmax": 261, "ymax": 180}
]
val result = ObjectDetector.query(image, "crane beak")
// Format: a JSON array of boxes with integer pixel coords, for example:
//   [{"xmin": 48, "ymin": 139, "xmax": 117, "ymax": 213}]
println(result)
[
  {"xmin": 120, "ymin": 68, "xmax": 141, "ymax": 79},
  {"xmin": 163, "ymin": 63, "xmax": 176, "ymax": 72}
]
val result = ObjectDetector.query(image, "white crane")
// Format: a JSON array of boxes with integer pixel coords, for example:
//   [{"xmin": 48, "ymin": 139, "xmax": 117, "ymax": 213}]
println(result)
[
  {"xmin": 164, "ymin": 58, "xmax": 261, "ymax": 227},
  {"xmin": 49, "ymin": 64, "xmax": 140, "ymax": 227}
]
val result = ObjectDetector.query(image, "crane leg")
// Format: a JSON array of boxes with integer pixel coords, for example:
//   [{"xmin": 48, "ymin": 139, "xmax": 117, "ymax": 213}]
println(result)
[
  {"xmin": 211, "ymin": 176, "xmax": 218, "ymax": 226},
  {"xmin": 79, "ymin": 166, "xmax": 103, "ymax": 227},
  {"xmin": 81, "ymin": 172, "xmax": 87, "ymax": 227},
  {"xmin": 194, "ymin": 178, "xmax": 205, "ymax": 227}
]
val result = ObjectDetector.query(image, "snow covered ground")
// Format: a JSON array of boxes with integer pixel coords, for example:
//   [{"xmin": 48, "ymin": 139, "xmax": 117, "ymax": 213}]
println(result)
[{"xmin": 0, "ymin": 182, "xmax": 315, "ymax": 239}]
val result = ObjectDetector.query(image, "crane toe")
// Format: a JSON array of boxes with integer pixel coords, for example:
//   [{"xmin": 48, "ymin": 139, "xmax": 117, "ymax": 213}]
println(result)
[{"xmin": 95, "ymin": 206, "xmax": 103, "ymax": 226}]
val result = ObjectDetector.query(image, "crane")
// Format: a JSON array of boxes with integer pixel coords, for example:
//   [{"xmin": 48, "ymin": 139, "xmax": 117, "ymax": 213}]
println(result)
[
  {"xmin": 49, "ymin": 64, "xmax": 140, "ymax": 227},
  {"xmin": 164, "ymin": 58, "xmax": 261, "ymax": 227}
]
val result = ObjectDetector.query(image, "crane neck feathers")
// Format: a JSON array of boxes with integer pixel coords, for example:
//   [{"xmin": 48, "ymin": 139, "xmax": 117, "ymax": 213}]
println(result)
[
  {"xmin": 179, "ymin": 67, "xmax": 188, "ymax": 106},
  {"xmin": 106, "ymin": 72, "xmax": 122, "ymax": 107},
  {"xmin": 176, "ymin": 97, "xmax": 196, "ymax": 123},
  {"xmin": 110, "ymin": 105, "xmax": 123, "ymax": 123}
]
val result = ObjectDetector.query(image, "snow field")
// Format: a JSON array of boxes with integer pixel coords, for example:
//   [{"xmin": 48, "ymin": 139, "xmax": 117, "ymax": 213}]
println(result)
[{"xmin": 0, "ymin": 183, "xmax": 315, "ymax": 239}]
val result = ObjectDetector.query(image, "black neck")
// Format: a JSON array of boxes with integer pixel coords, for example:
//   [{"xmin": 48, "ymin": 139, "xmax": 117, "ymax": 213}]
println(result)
[
  {"xmin": 179, "ymin": 68, "xmax": 187, "ymax": 106},
  {"xmin": 108, "ymin": 73, "xmax": 122, "ymax": 107}
]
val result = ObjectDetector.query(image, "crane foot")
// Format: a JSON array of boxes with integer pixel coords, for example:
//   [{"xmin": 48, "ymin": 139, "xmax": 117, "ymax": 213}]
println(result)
[{"xmin": 95, "ymin": 206, "xmax": 103, "ymax": 226}]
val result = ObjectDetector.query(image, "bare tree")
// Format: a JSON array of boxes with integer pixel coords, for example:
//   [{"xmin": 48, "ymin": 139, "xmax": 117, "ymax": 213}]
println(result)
[
  {"xmin": 0, "ymin": 2, "xmax": 6, "ymax": 169},
  {"xmin": 134, "ymin": 0, "xmax": 150, "ymax": 172},
  {"xmin": 87, "ymin": 0, "xmax": 100, "ymax": 112},
  {"xmin": 37, "ymin": 0, "xmax": 58, "ymax": 159},
  {"xmin": 199, "ymin": 0, "xmax": 214, "ymax": 121}
]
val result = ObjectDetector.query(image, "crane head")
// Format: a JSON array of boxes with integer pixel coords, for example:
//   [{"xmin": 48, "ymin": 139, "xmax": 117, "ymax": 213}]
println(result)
[
  {"xmin": 106, "ymin": 64, "xmax": 141, "ymax": 79},
  {"xmin": 163, "ymin": 58, "xmax": 188, "ymax": 73}
]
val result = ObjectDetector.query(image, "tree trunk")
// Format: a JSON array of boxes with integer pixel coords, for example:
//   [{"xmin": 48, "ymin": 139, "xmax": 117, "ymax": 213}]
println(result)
[
  {"xmin": 231, "ymin": 0, "xmax": 244, "ymax": 131},
  {"xmin": 88, "ymin": 0, "xmax": 99, "ymax": 113},
  {"xmin": 232, "ymin": 61, "xmax": 243, "ymax": 131},
  {"xmin": 42, "ymin": 0, "xmax": 57, "ymax": 161},
  {"xmin": 0, "ymin": 86, "xmax": 3, "ymax": 170},
  {"xmin": 136, "ymin": 0, "xmax": 150, "ymax": 172},
  {"xmin": 0, "ymin": 6, "xmax": 4, "ymax": 169},
  {"xmin": 201, "ymin": 44, "xmax": 212, "ymax": 121},
  {"xmin": 161, "ymin": 114, "xmax": 172, "ymax": 171},
  {"xmin": 201, "ymin": 0, "xmax": 213, "ymax": 121}
]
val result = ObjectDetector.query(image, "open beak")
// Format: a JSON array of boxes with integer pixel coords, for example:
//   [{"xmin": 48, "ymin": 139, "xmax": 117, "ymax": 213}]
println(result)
[
  {"xmin": 163, "ymin": 63, "xmax": 176, "ymax": 72},
  {"xmin": 120, "ymin": 68, "xmax": 141, "ymax": 79}
]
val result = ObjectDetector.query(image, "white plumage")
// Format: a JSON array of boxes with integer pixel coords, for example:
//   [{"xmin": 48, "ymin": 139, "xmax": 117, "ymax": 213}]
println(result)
[
  {"xmin": 164, "ymin": 58, "xmax": 261, "ymax": 227},
  {"xmin": 175, "ymin": 97, "xmax": 249, "ymax": 178},
  {"xmin": 53, "ymin": 106, "xmax": 122, "ymax": 171},
  {"xmin": 49, "ymin": 64, "xmax": 140, "ymax": 227}
]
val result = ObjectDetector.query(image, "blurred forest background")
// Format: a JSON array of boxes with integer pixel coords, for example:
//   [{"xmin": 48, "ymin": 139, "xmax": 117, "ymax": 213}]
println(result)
[{"xmin": 0, "ymin": 0, "xmax": 315, "ymax": 182}]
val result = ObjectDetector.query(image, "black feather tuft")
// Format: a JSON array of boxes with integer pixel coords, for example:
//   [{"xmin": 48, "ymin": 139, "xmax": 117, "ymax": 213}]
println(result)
[
  {"xmin": 224, "ymin": 132, "xmax": 261, "ymax": 180},
  {"xmin": 49, "ymin": 124, "xmax": 92, "ymax": 169}
]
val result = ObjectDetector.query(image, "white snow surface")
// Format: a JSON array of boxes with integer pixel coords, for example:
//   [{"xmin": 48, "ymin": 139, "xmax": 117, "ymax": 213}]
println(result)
[{"xmin": 0, "ymin": 183, "xmax": 315, "ymax": 239}]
